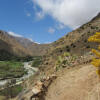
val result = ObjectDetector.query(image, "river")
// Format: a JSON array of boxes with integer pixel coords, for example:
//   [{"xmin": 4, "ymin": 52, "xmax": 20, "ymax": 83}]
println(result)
[{"xmin": 0, "ymin": 62, "xmax": 38, "ymax": 88}]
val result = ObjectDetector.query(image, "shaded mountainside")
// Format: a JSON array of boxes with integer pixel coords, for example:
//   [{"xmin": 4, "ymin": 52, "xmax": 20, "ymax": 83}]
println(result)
[
  {"xmin": 15, "ymin": 37, "xmax": 50, "ymax": 56},
  {"xmin": 0, "ymin": 31, "xmax": 33, "ymax": 58},
  {"xmin": 0, "ymin": 31, "xmax": 50, "ymax": 60}
]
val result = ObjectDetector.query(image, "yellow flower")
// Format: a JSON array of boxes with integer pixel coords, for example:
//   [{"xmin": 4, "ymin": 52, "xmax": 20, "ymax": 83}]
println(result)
[
  {"xmin": 88, "ymin": 32, "xmax": 100, "ymax": 77},
  {"xmin": 91, "ymin": 59, "xmax": 100, "ymax": 67},
  {"xmin": 91, "ymin": 49, "xmax": 100, "ymax": 58},
  {"xmin": 98, "ymin": 46, "xmax": 100, "ymax": 50},
  {"xmin": 96, "ymin": 69, "xmax": 100, "ymax": 76},
  {"xmin": 95, "ymin": 32, "xmax": 100, "ymax": 35},
  {"xmin": 88, "ymin": 32, "xmax": 100, "ymax": 42}
]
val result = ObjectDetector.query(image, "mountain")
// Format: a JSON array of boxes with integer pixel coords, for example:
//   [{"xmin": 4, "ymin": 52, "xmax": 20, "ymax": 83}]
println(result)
[
  {"xmin": 14, "ymin": 37, "xmax": 50, "ymax": 56},
  {"xmin": 0, "ymin": 30, "xmax": 50, "ymax": 60},
  {"xmin": 16, "ymin": 13, "xmax": 100, "ymax": 100},
  {"xmin": 41, "ymin": 13, "xmax": 100, "ymax": 100},
  {"xmin": 39, "ymin": 13, "xmax": 100, "ymax": 77},
  {"xmin": 49, "ymin": 13, "xmax": 100, "ymax": 57},
  {"xmin": 0, "ymin": 31, "xmax": 33, "ymax": 60},
  {"xmin": 15, "ymin": 13, "xmax": 100, "ymax": 100}
]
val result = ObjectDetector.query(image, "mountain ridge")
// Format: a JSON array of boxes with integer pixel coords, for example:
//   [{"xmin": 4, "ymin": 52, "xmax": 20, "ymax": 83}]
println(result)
[{"xmin": 0, "ymin": 30, "xmax": 50, "ymax": 59}]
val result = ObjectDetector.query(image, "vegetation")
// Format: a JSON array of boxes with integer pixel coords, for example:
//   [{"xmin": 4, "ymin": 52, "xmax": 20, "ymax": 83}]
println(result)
[
  {"xmin": 0, "ymin": 61, "xmax": 27, "ymax": 79},
  {"xmin": 88, "ymin": 32, "xmax": 100, "ymax": 76},
  {"xmin": 32, "ymin": 56, "xmax": 42, "ymax": 67},
  {"xmin": 55, "ymin": 52, "xmax": 77, "ymax": 71},
  {"xmin": 0, "ymin": 95, "xmax": 6, "ymax": 100},
  {"xmin": 0, "ymin": 85, "xmax": 23, "ymax": 98},
  {"xmin": 0, "ymin": 49, "xmax": 33, "ymax": 62},
  {"xmin": 17, "ymin": 56, "xmax": 33, "ymax": 62}
]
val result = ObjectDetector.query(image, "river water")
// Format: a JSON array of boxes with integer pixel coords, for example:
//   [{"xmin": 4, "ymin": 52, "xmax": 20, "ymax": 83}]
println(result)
[{"xmin": 0, "ymin": 62, "xmax": 38, "ymax": 87}]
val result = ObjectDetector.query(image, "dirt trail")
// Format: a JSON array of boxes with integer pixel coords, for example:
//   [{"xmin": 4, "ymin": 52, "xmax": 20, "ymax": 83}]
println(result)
[{"xmin": 45, "ymin": 64, "xmax": 100, "ymax": 100}]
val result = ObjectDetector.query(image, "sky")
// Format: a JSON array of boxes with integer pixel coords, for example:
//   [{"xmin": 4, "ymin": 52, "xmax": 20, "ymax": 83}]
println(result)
[{"xmin": 0, "ymin": 0, "xmax": 100, "ymax": 44}]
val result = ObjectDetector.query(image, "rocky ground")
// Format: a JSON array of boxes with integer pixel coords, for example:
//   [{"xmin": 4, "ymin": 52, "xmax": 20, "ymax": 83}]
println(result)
[
  {"xmin": 16, "ymin": 62, "xmax": 100, "ymax": 100},
  {"xmin": 45, "ymin": 64, "xmax": 100, "ymax": 100},
  {"xmin": 14, "ymin": 53, "xmax": 98, "ymax": 100}
]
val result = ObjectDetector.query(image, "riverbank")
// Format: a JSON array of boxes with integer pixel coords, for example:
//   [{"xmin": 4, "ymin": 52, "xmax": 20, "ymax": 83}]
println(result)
[
  {"xmin": 0, "ymin": 62, "xmax": 38, "ymax": 89},
  {"xmin": 0, "ymin": 61, "xmax": 26, "ymax": 80},
  {"xmin": 0, "ymin": 62, "xmax": 39, "ymax": 99}
]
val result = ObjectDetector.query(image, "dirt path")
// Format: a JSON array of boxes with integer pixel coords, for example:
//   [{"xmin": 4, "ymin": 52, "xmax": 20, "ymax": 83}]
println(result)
[{"xmin": 45, "ymin": 64, "xmax": 100, "ymax": 100}]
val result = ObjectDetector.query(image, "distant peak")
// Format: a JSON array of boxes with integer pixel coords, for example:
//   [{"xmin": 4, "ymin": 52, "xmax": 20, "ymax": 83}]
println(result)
[
  {"xmin": 91, "ymin": 12, "xmax": 100, "ymax": 21},
  {"xmin": 97, "ymin": 12, "xmax": 100, "ymax": 17}
]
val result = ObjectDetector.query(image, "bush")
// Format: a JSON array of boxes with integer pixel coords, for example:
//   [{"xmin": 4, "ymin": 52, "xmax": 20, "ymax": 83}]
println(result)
[
  {"xmin": 86, "ymin": 45, "xmax": 90, "ymax": 48},
  {"xmin": 0, "ymin": 85, "xmax": 23, "ymax": 98},
  {"xmin": 66, "ymin": 48, "xmax": 70, "ymax": 52},
  {"xmin": 0, "ymin": 61, "xmax": 26, "ymax": 79},
  {"xmin": 32, "ymin": 57, "xmax": 42, "ymax": 67},
  {"xmin": 55, "ymin": 52, "xmax": 78, "ymax": 71},
  {"xmin": 91, "ymin": 26, "xmax": 95, "ymax": 29}
]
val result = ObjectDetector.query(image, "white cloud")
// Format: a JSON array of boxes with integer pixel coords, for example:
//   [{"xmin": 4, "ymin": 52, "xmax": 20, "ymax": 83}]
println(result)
[
  {"xmin": 56, "ymin": 24, "xmax": 66, "ymax": 30},
  {"xmin": 26, "ymin": 13, "xmax": 31, "ymax": 17},
  {"xmin": 8, "ymin": 31, "xmax": 22, "ymax": 37},
  {"xmin": 28, "ymin": 38, "xmax": 34, "ymax": 42},
  {"xmin": 32, "ymin": 0, "xmax": 100, "ymax": 29},
  {"xmin": 34, "ymin": 41, "xmax": 40, "ymax": 44},
  {"xmin": 48, "ymin": 27, "xmax": 55, "ymax": 34},
  {"xmin": 8, "ymin": 31, "xmax": 41, "ymax": 44},
  {"xmin": 35, "ymin": 11, "xmax": 44, "ymax": 20},
  {"xmin": 44, "ymin": 42, "xmax": 52, "ymax": 44},
  {"xmin": 28, "ymin": 38, "xmax": 41, "ymax": 44}
]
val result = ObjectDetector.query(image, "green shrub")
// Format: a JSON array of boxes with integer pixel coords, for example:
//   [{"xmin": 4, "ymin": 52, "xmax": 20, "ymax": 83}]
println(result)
[
  {"xmin": 55, "ymin": 52, "xmax": 78, "ymax": 71},
  {"xmin": 63, "ymin": 52, "xmax": 70, "ymax": 57},
  {"xmin": 0, "ymin": 61, "xmax": 26, "ymax": 79},
  {"xmin": 0, "ymin": 85, "xmax": 23, "ymax": 98},
  {"xmin": 32, "ymin": 57, "xmax": 42, "ymax": 67}
]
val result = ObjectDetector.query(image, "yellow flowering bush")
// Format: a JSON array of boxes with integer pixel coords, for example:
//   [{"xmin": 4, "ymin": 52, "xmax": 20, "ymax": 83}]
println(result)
[{"xmin": 88, "ymin": 32, "xmax": 100, "ymax": 77}]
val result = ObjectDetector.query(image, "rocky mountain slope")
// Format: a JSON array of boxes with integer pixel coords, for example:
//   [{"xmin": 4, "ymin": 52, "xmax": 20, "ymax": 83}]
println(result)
[
  {"xmin": 49, "ymin": 13, "xmax": 100, "ymax": 57},
  {"xmin": 0, "ymin": 30, "xmax": 50, "ymax": 60},
  {"xmin": 45, "ymin": 64, "xmax": 100, "ymax": 100},
  {"xmin": 0, "ymin": 31, "xmax": 32, "ymax": 58},
  {"xmin": 18, "ymin": 13, "xmax": 100, "ymax": 100},
  {"xmin": 41, "ymin": 13, "xmax": 100, "ymax": 75},
  {"xmin": 15, "ymin": 37, "xmax": 50, "ymax": 56}
]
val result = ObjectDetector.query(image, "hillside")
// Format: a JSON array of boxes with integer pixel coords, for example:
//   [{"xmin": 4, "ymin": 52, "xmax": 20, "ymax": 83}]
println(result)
[
  {"xmin": 17, "ymin": 13, "xmax": 100, "ymax": 100},
  {"xmin": 45, "ymin": 64, "xmax": 100, "ymax": 100},
  {"xmin": 42, "ymin": 13, "xmax": 100, "ymax": 100},
  {"xmin": 40, "ymin": 13, "xmax": 100, "ymax": 75},
  {"xmin": 0, "ymin": 30, "xmax": 50, "ymax": 60},
  {"xmin": 15, "ymin": 37, "xmax": 50, "ymax": 56},
  {"xmin": 50, "ymin": 13, "xmax": 100, "ymax": 57},
  {"xmin": 0, "ymin": 31, "xmax": 33, "ymax": 59}
]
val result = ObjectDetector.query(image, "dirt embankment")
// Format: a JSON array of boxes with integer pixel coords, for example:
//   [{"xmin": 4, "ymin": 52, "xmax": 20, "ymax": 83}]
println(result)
[
  {"xmin": 15, "ymin": 62, "xmax": 100, "ymax": 100},
  {"xmin": 45, "ymin": 64, "xmax": 100, "ymax": 100}
]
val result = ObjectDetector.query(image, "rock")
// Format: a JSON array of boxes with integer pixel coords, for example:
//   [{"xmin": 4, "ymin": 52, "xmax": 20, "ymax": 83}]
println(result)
[
  {"xmin": 31, "ymin": 74, "xmax": 57, "ymax": 100},
  {"xmin": 32, "ymin": 81, "xmax": 43, "ymax": 95}
]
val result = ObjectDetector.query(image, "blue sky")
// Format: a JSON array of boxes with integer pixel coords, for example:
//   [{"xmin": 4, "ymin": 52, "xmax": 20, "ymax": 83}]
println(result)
[
  {"xmin": 0, "ymin": 0, "xmax": 99, "ymax": 44},
  {"xmin": 0, "ymin": 0, "xmax": 72, "ymax": 44}
]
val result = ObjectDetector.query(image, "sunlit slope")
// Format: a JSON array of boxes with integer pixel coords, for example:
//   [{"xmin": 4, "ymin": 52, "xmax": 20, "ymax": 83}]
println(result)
[{"xmin": 50, "ymin": 13, "xmax": 100, "ymax": 56}]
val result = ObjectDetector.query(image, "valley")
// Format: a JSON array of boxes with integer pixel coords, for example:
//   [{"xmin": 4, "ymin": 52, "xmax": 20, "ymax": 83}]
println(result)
[
  {"xmin": 0, "ymin": 13, "xmax": 100, "ymax": 100},
  {"xmin": 0, "ymin": 61, "xmax": 38, "ymax": 99}
]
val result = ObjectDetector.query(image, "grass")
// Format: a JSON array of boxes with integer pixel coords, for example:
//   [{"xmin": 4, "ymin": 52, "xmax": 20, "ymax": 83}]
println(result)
[
  {"xmin": 0, "ymin": 61, "xmax": 27, "ymax": 79},
  {"xmin": 0, "ymin": 85, "xmax": 23, "ymax": 98},
  {"xmin": 0, "ymin": 95, "xmax": 6, "ymax": 100},
  {"xmin": 32, "ymin": 57, "xmax": 42, "ymax": 67}
]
